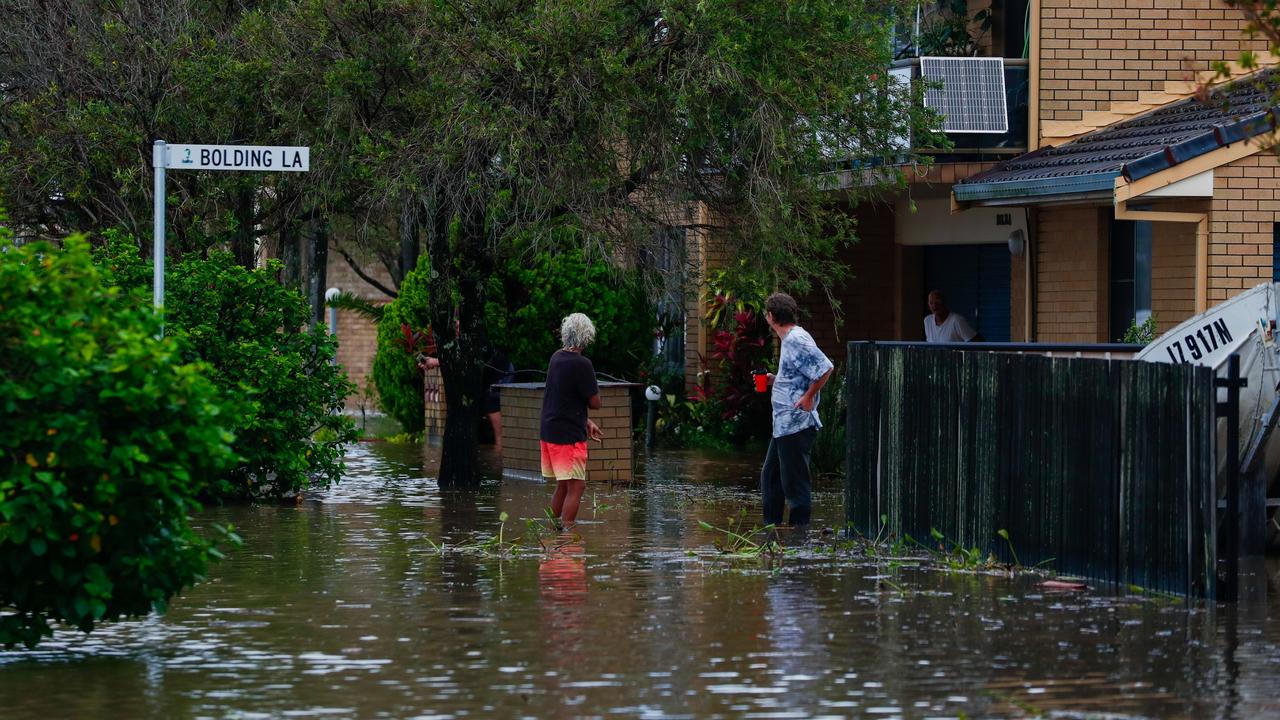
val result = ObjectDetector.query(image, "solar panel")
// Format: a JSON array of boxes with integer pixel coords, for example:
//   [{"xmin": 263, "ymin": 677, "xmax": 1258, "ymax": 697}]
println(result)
[{"xmin": 920, "ymin": 56, "xmax": 1008, "ymax": 134}]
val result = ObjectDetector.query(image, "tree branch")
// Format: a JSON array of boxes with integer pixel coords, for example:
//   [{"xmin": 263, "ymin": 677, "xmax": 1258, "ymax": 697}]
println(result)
[{"xmin": 335, "ymin": 245, "xmax": 399, "ymax": 299}]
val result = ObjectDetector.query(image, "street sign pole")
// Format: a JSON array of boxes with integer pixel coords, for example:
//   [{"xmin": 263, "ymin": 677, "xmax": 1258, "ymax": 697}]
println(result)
[{"xmin": 152, "ymin": 140, "xmax": 167, "ymax": 333}]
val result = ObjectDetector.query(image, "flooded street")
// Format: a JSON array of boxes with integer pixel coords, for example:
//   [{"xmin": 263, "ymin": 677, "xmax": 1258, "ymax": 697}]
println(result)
[{"xmin": 2, "ymin": 441, "xmax": 1279, "ymax": 718}]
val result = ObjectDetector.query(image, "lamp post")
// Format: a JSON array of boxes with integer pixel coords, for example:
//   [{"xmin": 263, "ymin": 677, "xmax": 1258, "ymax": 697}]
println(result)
[{"xmin": 644, "ymin": 384, "xmax": 661, "ymax": 449}]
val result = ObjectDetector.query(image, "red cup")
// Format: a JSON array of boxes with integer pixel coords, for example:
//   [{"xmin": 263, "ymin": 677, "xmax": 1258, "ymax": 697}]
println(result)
[{"xmin": 753, "ymin": 372, "xmax": 768, "ymax": 393}]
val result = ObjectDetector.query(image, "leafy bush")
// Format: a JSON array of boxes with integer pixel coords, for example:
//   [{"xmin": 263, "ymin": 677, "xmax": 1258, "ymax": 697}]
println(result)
[
  {"xmin": 486, "ymin": 238, "xmax": 653, "ymax": 381},
  {"xmin": 652, "ymin": 392, "xmax": 736, "ymax": 451},
  {"xmin": 97, "ymin": 237, "xmax": 357, "ymax": 500},
  {"xmin": 1, "ymin": 231, "xmax": 238, "ymax": 648},
  {"xmin": 1122, "ymin": 315, "xmax": 1159, "ymax": 345},
  {"xmin": 372, "ymin": 236, "xmax": 654, "ymax": 435},
  {"xmin": 371, "ymin": 254, "xmax": 433, "ymax": 434},
  {"xmin": 656, "ymin": 268, "xmax": 774, "ymax": 448}
]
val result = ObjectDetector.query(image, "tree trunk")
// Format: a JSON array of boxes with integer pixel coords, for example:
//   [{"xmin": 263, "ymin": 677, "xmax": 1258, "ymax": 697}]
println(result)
[
  {"xmin": 280, "ymin": 218, "xmax": 301, "ymax": 292},
  {"xmin": 305, "ymin": 215, "xmax": 329, "ymax": 327},
  {"xmin": 232, "ymin": 186, "xmax": 256, "ymax": 268},
  {"xmin": 426, "ymin": 201, "xmax": 490, "ymax": 487},
  {"xmin": 398, "ymin": 191, "xmax": 420, "ymax": 284}
]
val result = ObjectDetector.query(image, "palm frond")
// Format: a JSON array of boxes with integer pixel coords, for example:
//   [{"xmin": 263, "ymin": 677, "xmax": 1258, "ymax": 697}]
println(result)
[{"xmin": 326, "ymin": 290, "xmax": 384, "ymax": 322}]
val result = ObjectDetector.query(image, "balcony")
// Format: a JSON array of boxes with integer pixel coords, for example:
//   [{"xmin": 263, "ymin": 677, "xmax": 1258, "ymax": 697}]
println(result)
[{"xmin": 890, "ymin": 56, "xmax": 1029, "ymax": 159}]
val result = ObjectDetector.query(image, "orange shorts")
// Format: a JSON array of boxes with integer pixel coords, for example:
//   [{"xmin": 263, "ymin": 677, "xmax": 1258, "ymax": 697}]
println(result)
[{"xmin": 540, "ymin": 440, "xmax": 588, "ymax": 481}]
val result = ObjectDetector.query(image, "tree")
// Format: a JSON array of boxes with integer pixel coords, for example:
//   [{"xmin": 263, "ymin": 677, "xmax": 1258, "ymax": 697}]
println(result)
[
  {"xmin": 0, "ymin": 0, "xmax": 314, "ymax": 266},
  {"xmin": 265, "ymin": 0, "xmax": 938, "ymax": 486}
]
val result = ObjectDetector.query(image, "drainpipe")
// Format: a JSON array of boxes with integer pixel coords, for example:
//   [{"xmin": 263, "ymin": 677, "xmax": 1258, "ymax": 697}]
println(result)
[
  {"xmin": 1114, "ymin": 199, "xmax": 1209, "ymax": 314},
  {"xmin": 1024, "ymin": 207, "xmax": 1035, "ymax": 341}
]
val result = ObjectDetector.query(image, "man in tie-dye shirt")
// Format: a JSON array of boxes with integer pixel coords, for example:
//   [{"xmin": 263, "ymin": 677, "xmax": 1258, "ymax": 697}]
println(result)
[{"xmin": 760, "ymin": 293, "xmax": 834, "ymax": 527}]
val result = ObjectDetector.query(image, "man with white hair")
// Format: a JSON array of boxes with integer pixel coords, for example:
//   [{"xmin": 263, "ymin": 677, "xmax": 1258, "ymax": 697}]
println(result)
[{"xmin": 540, "ymin": 312, "xmax": 605, "ymax": 526}]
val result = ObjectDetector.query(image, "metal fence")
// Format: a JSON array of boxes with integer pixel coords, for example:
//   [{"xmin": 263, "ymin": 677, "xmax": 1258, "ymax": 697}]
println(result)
[{"xmin": 845, "ymin": 342, "xmax": 1218, "ymax": 597}]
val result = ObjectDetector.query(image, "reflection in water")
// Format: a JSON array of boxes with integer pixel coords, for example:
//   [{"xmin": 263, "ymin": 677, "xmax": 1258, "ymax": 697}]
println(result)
[
  {"xmin": 0, "ymin": 442, "xmax": 1278, "ymax": 718},
  {"xmin": 539, "ymin": 531, "xmax": 589, "ymax": 711}
]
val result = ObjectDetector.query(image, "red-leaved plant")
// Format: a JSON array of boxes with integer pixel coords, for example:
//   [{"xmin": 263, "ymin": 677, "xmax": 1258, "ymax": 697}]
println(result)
[{"xmin": 397, "ymin": 323, "xmax": 436, "ymax": 360}]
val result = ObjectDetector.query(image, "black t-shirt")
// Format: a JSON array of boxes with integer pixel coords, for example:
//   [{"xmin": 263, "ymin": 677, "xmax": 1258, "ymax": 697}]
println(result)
[{"xmin": 539, "ymin": 350, "xmax": 599, "ymax": 444}]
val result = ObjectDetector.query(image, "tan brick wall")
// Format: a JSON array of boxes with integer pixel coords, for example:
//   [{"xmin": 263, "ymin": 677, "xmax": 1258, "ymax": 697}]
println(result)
[
  {"xmin": 1210, "ymin": 153, "xmax": 1280, "ymax": 302},
  {"xmin": 1151, "ymin": 220, "xmax": 1196, "ymax": 332},
  {"xmin": 423, "ymin": 367, "xmax": 446, "ymax": 432},
  {"xmin": 327, "ymin": 254, "xmax": 397, "ymax": 410},
  {"xmin": 1032, "ymin": 206, "xmax": 1199, "ymax": 341},
  {"xmin": 1039, "ymin": 0, "xmax": 1266, "ymax": 123},
  {"xmin": 499, "ymin": 384, "xmax": 635, "ymax": 482},
  {"xmin": 1035, "ymin": 206, "xmax": 1109, "ymax": 341}
]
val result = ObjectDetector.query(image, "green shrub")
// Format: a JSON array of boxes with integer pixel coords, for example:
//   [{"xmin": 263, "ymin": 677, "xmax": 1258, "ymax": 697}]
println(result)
[
  {"xmin": 486, "ymin": 237, "xmax": 653, "ymax": 381},
  {"xmin": 655, "ymin": 268, "xmax": 774, "ymax": 449},
  {"xmin": 1122, "ymin": 315, "xmax": 1159, "ymax": 345},
  {"xmin": 1, "ymin": 232, "xmax": 238, "ymax": 648},
  {"xmin": 371, "ymin": 254, "xmax": 432, "ymax": 434},
  {"xmin": 97, "ymin": 237, "xmax": 357, "ymax": 500}
]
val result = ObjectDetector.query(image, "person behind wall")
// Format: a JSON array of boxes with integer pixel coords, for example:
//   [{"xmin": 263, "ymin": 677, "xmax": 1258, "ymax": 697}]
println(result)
[
  {"xmin": 417, "ymin": 329, "xmax": 515, "ymax": 450},
  {"xmin": 760, "ymin": 292, "xmax": 833, "ymax": 528},
  {"xmin": 923, "ymin": 289, "xmax": 977, "ymax": 343},
  {"xmin": 540, "ymin": 313, "xmax": 605, "ymax": 528},
  {"xmin": 482, "ymin": 349, "xmax": 515, "ymax": 451}
]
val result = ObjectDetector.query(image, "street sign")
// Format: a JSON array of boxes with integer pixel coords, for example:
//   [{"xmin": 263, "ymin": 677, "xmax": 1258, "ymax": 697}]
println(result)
[
  {"xmin": 162, "ymin": 143, "xmax": 309, "ymax": 172},
  {"xmin": 151, "ymin": 140, "xmax": 312, "ymax": 332}
]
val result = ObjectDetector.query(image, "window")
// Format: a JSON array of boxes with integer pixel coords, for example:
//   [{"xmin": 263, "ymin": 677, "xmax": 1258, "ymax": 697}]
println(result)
[
  {"xmin": 1110, "ymin": 219, "xmax": 1152, "ymax": 342},
  {"xmin": 640, "ymin": 227, "xmax": 687, "ymax": 373}
]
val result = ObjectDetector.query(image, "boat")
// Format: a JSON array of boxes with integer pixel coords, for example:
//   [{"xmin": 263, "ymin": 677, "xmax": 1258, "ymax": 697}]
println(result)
[{"xmin": 1136, "ymin": 282, "xmax": 1280, "ymax": 549}]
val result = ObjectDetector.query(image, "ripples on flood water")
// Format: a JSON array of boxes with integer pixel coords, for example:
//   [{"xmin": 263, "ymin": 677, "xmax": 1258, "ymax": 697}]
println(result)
[{"xmin": 2, "ymin": 441, "xmax": 1279, "ymax": 719}]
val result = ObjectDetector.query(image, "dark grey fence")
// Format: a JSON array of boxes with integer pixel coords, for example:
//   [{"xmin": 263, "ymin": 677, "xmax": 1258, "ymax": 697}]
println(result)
[{"xmin": 846, "ymin": 342, "xmax": 1218, "ymax": 597}]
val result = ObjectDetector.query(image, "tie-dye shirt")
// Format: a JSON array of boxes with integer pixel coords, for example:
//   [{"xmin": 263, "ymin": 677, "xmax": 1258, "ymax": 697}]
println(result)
[{"xmin": 771, "ymin": 326, "xmax": 834, "ymax": 438}]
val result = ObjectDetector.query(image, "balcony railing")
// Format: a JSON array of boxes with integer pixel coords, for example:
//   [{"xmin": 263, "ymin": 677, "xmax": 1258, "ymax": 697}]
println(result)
[{"xmin": 890, "ymin": 57, "xmax": 1029, "ymax": 157}]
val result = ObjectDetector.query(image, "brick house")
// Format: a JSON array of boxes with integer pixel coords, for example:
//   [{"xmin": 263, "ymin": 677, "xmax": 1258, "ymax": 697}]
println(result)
[
  {"xmin": 676, "ymin": 0, "xmax": 1277, "ymax": 384},
  {"xmin": 330, "ymin": 0, "xmax": 1280, "ymax": 401}
]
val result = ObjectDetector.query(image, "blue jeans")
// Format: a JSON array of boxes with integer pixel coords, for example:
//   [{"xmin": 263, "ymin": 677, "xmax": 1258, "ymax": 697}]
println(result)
[{"xmin": 761, "ymin": 427, "xmax": 817, "ymax": 526}]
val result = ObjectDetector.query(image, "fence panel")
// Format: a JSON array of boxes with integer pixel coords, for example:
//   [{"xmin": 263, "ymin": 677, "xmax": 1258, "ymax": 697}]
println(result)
[{"xmin": 846, "ymin": 343, "xmax": 1216, "ymax": 597}]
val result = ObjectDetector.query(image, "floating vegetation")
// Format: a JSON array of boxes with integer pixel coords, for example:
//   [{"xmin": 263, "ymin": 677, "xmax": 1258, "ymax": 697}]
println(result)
[
  {"xmin": 589, "ymin": 492, "xmax": 614, "ymax": 515},
  {"xmin": 697, "ymin": 510, "xmax": 787, "ymax": 560},
  {"xmin": 811, "ymin": 515, "xmax": 1066, "ymax": 592},
  {"xmin": 421, "ymin": 511, "xmax": 584, "ymax": 560}
]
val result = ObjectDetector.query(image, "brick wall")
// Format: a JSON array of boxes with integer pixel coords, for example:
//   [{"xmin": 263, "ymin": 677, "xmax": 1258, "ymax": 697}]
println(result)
[
  {"xmin": 1151, "ymin": 220, "xmax": 1196, "ymax": 332},
  {"xmin": 499, "ymin": 384, "xmax": 635, "ymax": 482},
  {"xmin": 800, "ymin": 203, "xmax": 899, "ymax": 361},
  {"xmin": 1011, "ymin": 244, "xmax": 1028, "ymax": 341},
  {"xmin": 683, "ymin": 203, "xmax": 738, "ymax": 391},
  {"xmin": 1035, "ymin": 206, "xmax": 1109, "ymax": 341},
  {"xmin": 1034, "ymin": 206, "xmax": 1198, "ymax": 341},
  {"xmin": 1210, "ymin": 153, "xmax": 1280, "ymax": 302},
  {"xmin": 327, "ymin": 254, "xmax": 396, "ymax": 410},
  {"xmin": 1039, "ymin": 0, "xmax": 1266, "ymax": 123}
]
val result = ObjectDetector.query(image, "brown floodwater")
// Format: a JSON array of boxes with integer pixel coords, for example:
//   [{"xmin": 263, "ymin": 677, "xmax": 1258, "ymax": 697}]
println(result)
[{"xmin": 2, "ymin": 441, "xmax": 1279, "ymax": 719}]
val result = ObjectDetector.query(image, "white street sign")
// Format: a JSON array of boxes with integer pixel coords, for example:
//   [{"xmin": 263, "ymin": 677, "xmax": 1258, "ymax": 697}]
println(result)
[
  {"xmin": 163, "ymin": 143, "xmax": 309, "ymax": 172},
  {"xmin": 151, "ymin": 140, "xmax": 311, "ymax": 332}
]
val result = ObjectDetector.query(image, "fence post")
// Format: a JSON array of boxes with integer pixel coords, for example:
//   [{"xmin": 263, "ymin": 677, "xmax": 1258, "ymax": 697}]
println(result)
[{"xmin": 1215, "ymin": 354, "xmax": 1245, "ymax": 601}]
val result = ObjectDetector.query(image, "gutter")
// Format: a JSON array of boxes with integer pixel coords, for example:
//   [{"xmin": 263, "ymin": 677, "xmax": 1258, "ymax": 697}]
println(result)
[{"xmin": 952, "ymin": 171, "xmax": 1120, "ymax": 203}]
